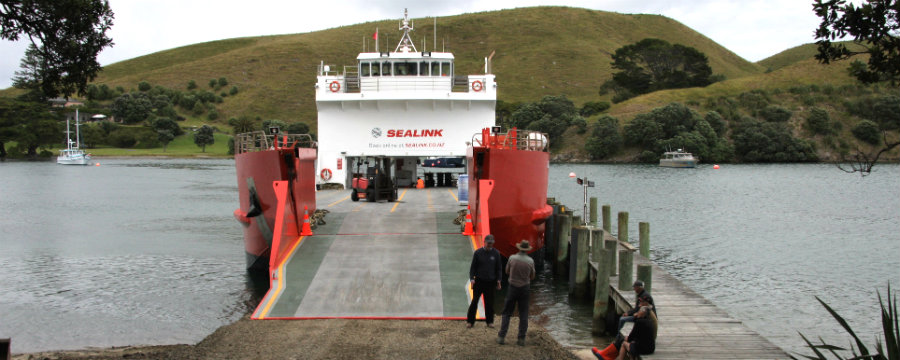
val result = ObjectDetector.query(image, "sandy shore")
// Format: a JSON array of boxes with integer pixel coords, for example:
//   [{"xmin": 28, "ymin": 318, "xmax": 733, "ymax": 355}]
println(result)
[{"xmin": 13, "ymin": 316, "xmax": 585, "ymax": 360}]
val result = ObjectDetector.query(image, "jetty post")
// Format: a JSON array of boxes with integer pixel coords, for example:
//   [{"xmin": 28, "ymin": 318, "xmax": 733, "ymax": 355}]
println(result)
[
  {"xmin": 604, "ymin": 238, "xmax": 617, "ymax": 276},
  {"xmin": 639, "ymin": 222, "xmax": 650, "ymax": 258},
  {"xmin": 556, "ymin": 212, "xmax": 572, "ymax": 276},
  {"xmin": 618, "ymin": 248, "xmax": 634, "ymax": 290},
  {"xmin": 570, "ymin": 225, "xmax": 590, "ymax": 297},
  {"xmin": 592, "ymin": 248, "xmax": 609, "ymax": 335},
  {"xmin": 617, "ymin": 211, "xmax": 629, "ymax": 243},
  {"xmin": 637, "ymin": 264, "xmax": 652, "ymax": 292},
  {"xmin": 589, "ymin": 197, "xmax": 598, "ymax": 227},
  {"xmin": 602, "ymin": 205, "xmax": 611, "ymax": 233}
]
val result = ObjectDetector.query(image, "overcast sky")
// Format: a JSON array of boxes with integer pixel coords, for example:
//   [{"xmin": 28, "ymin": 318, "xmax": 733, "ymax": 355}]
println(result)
[{"xmin": 0, "ymin": 0, "xmax": 824, "ymax": 90}]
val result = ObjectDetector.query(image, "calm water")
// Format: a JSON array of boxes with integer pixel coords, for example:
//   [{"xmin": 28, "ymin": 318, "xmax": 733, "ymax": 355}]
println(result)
[
  {"xmin": 545, "ymin": 163, "xmax": 900, "ymax": 354},
  {"xmin": 0, "ymin": 159, "xmax": 897, "ymax": 355}
]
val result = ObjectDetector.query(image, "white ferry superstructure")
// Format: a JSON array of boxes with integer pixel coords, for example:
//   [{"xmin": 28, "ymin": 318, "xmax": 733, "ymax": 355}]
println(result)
[{"xmin": 314, "ymin": 9, "xmax": 496, "ymax": 188}]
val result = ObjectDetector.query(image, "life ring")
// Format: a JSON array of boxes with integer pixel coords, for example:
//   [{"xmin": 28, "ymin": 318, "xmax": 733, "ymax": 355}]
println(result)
[
  {"xmin": 329, "ymin": 81, "xmax": 341, "ymax": 92},
  {"xmin": 320, "ymin": 168, "xmax": 332, "ymax": 181},
  {"xmin": 471, "ymin": 80, "xmax": 483, "ymax": 92}
]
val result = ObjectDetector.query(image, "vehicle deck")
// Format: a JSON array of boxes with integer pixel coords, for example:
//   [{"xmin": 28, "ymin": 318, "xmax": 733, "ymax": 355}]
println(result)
[{"xmin": 252, "ymin": 188, "xmax": 482, "ymax": 320}]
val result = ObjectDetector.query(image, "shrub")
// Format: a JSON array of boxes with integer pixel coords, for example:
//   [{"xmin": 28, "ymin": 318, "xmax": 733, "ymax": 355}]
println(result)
[
  {"xmin": 107, "ymin": 129, "xmax": 137, "ymax": 148},
  {"xmin": 209, "ymin": 79, "xmax": 217, "ymax": 88},
  {"xmin": 580, "ymin": 101, "xmax": 610, "ymax": 117},
  {"xmin": 571, "ymin": 116, "xmax": 587, "ymax": 134},
  {"xmin": 287, "ymin": 122, "xmax": 310, "ymax": 134},
  {"xmin": 806, "ymin": 107, "xmax": 833, "ymax": 135},
  {"xmin": 584, "ymin": 115, "xmax": 623, "ymax": 160},
  {"xmin": 229, "ymin": 86, "xmax": 239, "ymax": 96},
  {"xmin": 851, "ymin": 120, "xmax": 881, "ymax": 145},
  {"xmin": 623, "ymin": 114, "xmax": 661, "ymax": 147},
  {"xmin": 138, "ymin": 81, "xmax": 151, "ymax": 92},
  {"xmin": 207, "ymin": 109, "xmax": 219, "ymax": 121},
  {"xmin": 638, "ymin": 150, "xmax": 658, "ymax": 163},
  {"xmin": 872, "ymin": 95, "xmax": 900, "ymax": 130},
  {"xmin": 218, "ymin": 77, "xmax": 228, "ymax": 87},
  {"xmin": 187, "ymin": 80, "xmax": 197, "ymax": 90},
  {"xmin": 760, "ymin": 105, "xmax": 792, "ymax": 122}
]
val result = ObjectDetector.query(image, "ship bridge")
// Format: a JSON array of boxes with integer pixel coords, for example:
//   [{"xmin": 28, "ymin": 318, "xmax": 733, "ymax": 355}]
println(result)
[{"xmin": 315, "ymin": 9, "xmax": 496, "ymax": 188}]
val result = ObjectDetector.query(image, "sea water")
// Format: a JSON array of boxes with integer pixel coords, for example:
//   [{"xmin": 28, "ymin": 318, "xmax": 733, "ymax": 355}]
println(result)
[{"xmin": 0, "ymin": 159, "xmax": 897, "ymax": 354}]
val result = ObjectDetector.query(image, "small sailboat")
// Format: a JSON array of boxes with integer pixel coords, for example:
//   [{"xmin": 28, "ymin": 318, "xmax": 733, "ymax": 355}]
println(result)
[{"xmin": 57, "ymin": 109, "xmax": 91, "ymax": 165}]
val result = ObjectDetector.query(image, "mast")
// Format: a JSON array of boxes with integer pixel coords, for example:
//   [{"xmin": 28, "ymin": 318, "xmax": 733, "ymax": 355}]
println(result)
[
  {"xmin": 394, "ymin": 8, "xmax": 417, "ymax": 53},
  {"xmin": 75, "ymin": 108, "xmax": 81, "ymax": 150}
]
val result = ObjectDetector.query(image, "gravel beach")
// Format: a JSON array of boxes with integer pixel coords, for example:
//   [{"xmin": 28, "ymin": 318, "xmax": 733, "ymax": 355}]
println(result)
[{"xmin": 12, "ymin": 316, "xmax": 579, "ymax": 359}]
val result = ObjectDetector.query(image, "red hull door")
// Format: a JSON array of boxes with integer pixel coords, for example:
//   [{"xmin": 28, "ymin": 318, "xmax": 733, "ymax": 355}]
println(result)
[
  {"xmin": 234, "ymin": 146, "xmax": 316, "ymax": 271},
  {"xmin": 467, "ymin": 129, "xmax": 552, "ymax": 258}
]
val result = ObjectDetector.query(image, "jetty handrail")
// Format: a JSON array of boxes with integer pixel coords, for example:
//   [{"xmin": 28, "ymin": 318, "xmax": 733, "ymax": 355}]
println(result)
[
  {"xmin": 470, "ymin": 127, "xmax": 549, "ymax": 152},
  {"xmin": 235, "ymin": 131, "xmax": 317, "ymax": 154}
]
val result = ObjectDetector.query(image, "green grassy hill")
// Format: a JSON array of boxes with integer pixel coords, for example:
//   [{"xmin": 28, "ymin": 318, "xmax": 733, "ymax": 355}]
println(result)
[
  {"xmin": 85, "ymin": 6, "xmax": 766, "ymax": 129},
  {"xmin": 3, "ymin": 6, "xmax": 895, "ymax": 161}
]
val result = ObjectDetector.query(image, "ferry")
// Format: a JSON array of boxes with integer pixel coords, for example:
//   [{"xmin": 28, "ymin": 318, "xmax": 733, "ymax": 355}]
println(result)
[
  {"xmin": 236, "ymin": 10, "xmax": 552, "ymax": 320},
  {"xmin": 659, "ymin": 149, "xmax": 698, "ymax": 168}
]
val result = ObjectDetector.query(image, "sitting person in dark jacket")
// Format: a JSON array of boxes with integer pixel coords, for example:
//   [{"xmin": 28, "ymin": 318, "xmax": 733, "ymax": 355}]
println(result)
[{"xmin": 593, "ymin": 303, "xmax": 658, "ymax": 360}]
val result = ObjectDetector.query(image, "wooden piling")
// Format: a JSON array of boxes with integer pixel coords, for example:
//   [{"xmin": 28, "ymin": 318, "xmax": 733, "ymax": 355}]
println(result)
[
  {"xmin": 571, "ymin": 226, "xmax": 590, "ymax": 297},
  {"xmin": 618, "ymin": 249, "xmax": 633, "ymax": 290},
  {"xmin": 592, "ymin": 248, "xmax": 609, "ymax": 335},
  {"xmin": 590, "ymin": 228, "xmax": 603, "ymax": 262},
  {"xmin": 589, "ymin": 197, "xmax": 598, "ymax": 226},
  {"xmin": 617, "ymin": 211, "xmax": 629, "ymax": 243},
  {"xmin": 639, "ymin": 222, "xmax": 650, "ymax": 258},
  {"xmin": 637, "ymin": 264, "xmax": 652, "ymax": 292},
  {"xmin": 602, "ymin": 205, "xmax": 611, "ymax": 233},
  {"xmin": 555, "ymin": 213, "xmax": 571, "ymax": 276},
  {"xmin": 604, "ymin": 239, "xmax": 617, "ymax": 276}
]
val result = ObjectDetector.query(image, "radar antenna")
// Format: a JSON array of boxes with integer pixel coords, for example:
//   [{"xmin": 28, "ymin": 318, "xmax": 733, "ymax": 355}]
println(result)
[{"xmin": 394, "ymin": 8, "xmax": 417, "ymax": 53}]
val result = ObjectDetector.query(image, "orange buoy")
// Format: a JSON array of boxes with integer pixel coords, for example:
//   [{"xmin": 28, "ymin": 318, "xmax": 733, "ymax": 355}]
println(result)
[
  {"xmin": 569, "ymin": 172, "xmax": 576, "ymax": 178},
  {"xmin": 713, "ymin": 164, "xmax": 720, "ymax": 169}
]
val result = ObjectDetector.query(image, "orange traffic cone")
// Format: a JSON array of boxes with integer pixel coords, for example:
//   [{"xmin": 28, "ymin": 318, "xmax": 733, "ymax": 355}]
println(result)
[
  {"xmin": 301, "ymin": 206, "xmax": 313, "ymax": 236},
  {"xmin": 462, "ymin": 207, "xmax": 474, "ymax": 236}
]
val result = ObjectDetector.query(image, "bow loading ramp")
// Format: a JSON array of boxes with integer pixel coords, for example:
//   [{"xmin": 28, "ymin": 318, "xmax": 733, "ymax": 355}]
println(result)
[{"xmin": 252, "ymin": 187, "xmax": 486, "ymax": 320}]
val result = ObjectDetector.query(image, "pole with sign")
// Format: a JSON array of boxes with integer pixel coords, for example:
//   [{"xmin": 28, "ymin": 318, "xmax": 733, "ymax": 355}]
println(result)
[{"xmin": 575, "ymin": 176, "xmax": 595, "ymax": 225}]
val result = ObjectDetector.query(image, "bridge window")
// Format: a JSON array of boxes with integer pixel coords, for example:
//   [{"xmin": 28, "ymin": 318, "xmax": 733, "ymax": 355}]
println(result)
[
  {"xmin": 395, "ymin": 62, "xmax": 418, "ymax": 76},
  {"xmin": 381, "ymin": 61, "xmax": 392, "ymax": 76},
  {"xmin": 360, "ymin": 62, "xmax": 371, "ymax": 76}
]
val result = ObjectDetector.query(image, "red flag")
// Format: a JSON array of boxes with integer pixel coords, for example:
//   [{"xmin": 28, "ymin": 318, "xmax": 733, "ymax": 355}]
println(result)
[{"xmin": 372, "ymin": 31, "xmax": 378, "ymax": 40}]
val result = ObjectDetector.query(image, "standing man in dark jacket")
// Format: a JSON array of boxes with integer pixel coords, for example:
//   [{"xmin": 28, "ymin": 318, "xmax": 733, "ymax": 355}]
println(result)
[{"xmin": 467, "ymin": 234, "xmax": 502, "ymax": 328}]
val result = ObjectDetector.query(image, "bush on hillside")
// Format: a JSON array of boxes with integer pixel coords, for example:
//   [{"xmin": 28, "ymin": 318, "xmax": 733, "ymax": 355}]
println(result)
[
  {"xmin": 806, "ymin": 107, "xmax": 834, "ymax": 135},
  {"xmin": 872, "ymin": 95, "xmax": 900, "ymax": 130},
  {"xmin": 218, "ymin": 77, "xmax": 228, "ymax": 87},
  {"xmin": 638, "ymin": 150, "xmax": 658, "ymax": 163},
  {"xmin": 580, "ymin": 101, "xmax": 610, "ymax": 117},
  {"xmin": 851, "ymin": 120, "xmax": 881, "ymax": 145},
  {"xmin": 584, "ymin": 115, "xmax": 623, "ymax": 160},
  {"xmin": 262, "ymin": 119, "xmax": 288, "ymax": 134},
  {"xmin": 187, "ymin": 80, "xmax": 197, "ymax": 90},
  {"xmin": 138, "ymin": 81, "xmax": 151, "ymax": 92},
  {"xmin": 287, "ymin": 122, "xmax": 310, "ymax": 134},
  {"xmin": 760, "ymin": 105, "xmax": 792, "ymax": 122},
  {"xmin": 571, "ymin": 116, "xmax": 587, "ymax": 134},
  {"xmin": 732, "ymin": 119, "xmax": 817, "ymax": 162}
]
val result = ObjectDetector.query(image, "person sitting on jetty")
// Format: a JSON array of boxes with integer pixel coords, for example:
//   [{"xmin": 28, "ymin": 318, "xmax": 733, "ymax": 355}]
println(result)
[
  {"xmin": 592, "ymin": 304, "xmax": 658, "ymax": 360},
  {"xmin": 617, "ymin": 280, "xmax": 655, "ymax": 331}
]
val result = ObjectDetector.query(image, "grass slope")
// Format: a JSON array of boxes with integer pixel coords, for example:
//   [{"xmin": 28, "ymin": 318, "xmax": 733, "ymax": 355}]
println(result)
[{"xmin": 85, "ymin": 6, "xmax": 764, "ymax": 131}]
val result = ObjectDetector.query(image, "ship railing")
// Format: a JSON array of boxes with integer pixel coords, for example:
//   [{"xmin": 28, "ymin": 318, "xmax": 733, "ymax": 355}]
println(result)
[
  {"xmin": 471, "ymin": 128, "xmax": 549, "ymax": 152},
  {"xmin": 235, "ymin": 131, "xmax": 317, "ymax": 154}
]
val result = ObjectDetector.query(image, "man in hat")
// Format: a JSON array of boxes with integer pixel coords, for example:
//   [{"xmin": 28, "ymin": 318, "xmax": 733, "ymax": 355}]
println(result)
[
  {"xmin": 617, "ymin": 280, "xmax": 655, "ymax": 331},
  {"xmin": 467, "ymin": 234, "xmax": 502, "ymax": 328},
  {"xmin": 496, "ymin": 240, "xmax": 536, "ymax": 346}
]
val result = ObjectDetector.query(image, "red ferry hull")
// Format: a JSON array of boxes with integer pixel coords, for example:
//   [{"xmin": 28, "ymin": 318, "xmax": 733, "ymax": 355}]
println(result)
[
  {"xmin": 234, "ymin": 147, "xmax": 317, "ymax": 271},
  {"xmin": 467, "ymin": 145, "xmax": 551, "ymax": 257}
]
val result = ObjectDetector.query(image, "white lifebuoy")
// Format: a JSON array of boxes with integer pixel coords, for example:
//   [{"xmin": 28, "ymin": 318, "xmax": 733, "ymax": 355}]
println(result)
[
  {"xmin": 329, "ymin": 81, "xmax": 341, "ymax": 92},
  {"xmin": 320, "ymin": 168, "xmax": 332, "ymax": 181},
  {"xmin": 471, "ymin": 80, "xmax": 483, "ymax": 92}
]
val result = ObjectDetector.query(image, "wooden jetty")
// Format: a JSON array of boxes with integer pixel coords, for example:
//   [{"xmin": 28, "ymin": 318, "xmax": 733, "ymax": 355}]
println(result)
[{"xmin": 553, "ymin": 199, "xmax": 791, "ymax": 360}]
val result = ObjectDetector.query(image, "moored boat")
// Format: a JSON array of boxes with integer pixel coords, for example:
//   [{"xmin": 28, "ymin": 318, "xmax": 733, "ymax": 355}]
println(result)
[
  {"xmin": 232, "ymin": 131, "xmax": 317, "ymax": 272},
  {"xmin": 57, "ymin": 109, "xmax": 91, "ymax": 165},
  {"xmin": 659, "ymin": 149, "xmax": 698, "ymax": 168},
  {"xmin": 467, "ymin": 127, "xmax": 553, "ymax": 258}
]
